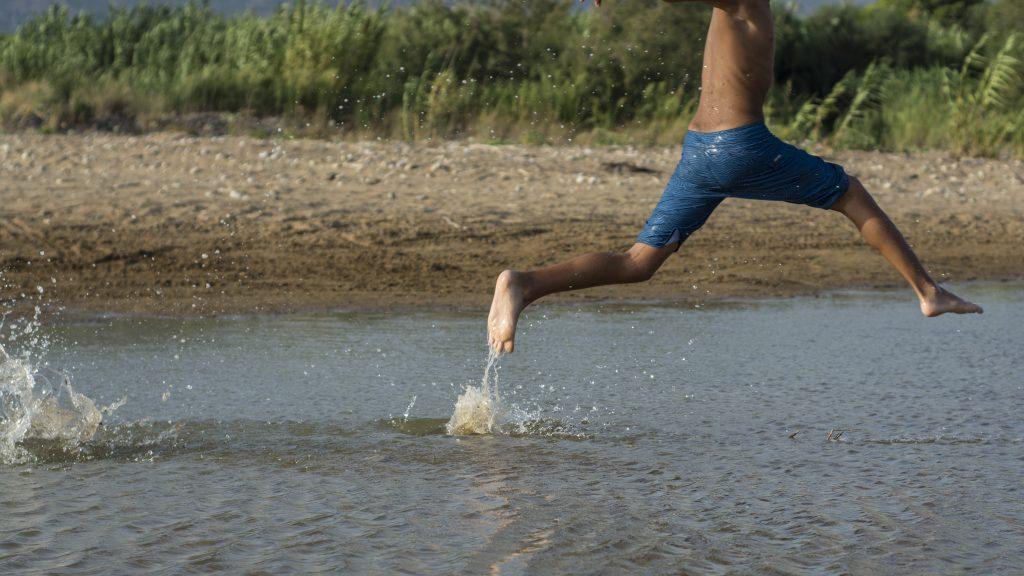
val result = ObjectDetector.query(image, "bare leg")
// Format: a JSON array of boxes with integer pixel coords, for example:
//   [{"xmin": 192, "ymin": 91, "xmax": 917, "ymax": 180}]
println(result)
[
  {"xmin": 488, "ymin": 242, "xmax": 677, "ymax": 352},
  {"xmin": 831, "ymin": 177, "xmax": 982, "ymax": 317}
]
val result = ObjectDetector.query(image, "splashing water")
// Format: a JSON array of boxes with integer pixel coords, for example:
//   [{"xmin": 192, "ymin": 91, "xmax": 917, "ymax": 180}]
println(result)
[
  {"xmin": 402, "ymin": 395, "xmax": 417, "ymax": 421},
  {"xmin": 446, "ymin": 348, "xmax": 501, "ymax": 435},
  {"xmin": 1, "ymin": 332, "xmax": 123, "ymax": 464}
]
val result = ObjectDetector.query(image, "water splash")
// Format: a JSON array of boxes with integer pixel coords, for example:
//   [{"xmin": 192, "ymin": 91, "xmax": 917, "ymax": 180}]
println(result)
[
  {"xmin": 1, "ymin": 335, "xmax": 124, "ymax": 464},
  {"xmin": 402, "ymin": 395, "xmax": 417, "ymax": 421},
  {"xmin": 446, "ymin": 348, "xmax": 501, "ymax": 435},
  {"xmin": 444, "ymin": 349, "xmax": 550, "ymax": 436}
]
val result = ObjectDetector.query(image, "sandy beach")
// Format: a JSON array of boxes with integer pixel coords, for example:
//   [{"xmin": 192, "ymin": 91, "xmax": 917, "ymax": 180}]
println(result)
[{"xmin": 1, "ymin": 133, "xmax": 1022, "ymax": 315}]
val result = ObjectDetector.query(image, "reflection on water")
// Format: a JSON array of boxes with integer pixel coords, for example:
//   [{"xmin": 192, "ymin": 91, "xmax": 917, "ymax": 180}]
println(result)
[{"xmin": 1, "ymin": 284, "xmax": 1022, "ymax": 574}]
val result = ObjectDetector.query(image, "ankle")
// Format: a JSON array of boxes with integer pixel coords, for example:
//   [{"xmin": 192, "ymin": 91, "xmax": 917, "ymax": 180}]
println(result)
[
  {"xmin": 517, "ymin": 272, "xmax": 540, "ymax": 304},
  {"xmin": 918, "ymin": 282, "xmax": 941, "ymax": 301},
  {"xmin": 500, "ymin": 269, "xmax": 535, "ymax": 302}
]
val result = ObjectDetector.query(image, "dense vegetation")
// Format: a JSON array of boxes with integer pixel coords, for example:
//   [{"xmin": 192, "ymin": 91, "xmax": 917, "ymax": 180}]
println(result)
[{"xmin": 0, "ymin": 0, "xmax": 1021, "ymax": 155}]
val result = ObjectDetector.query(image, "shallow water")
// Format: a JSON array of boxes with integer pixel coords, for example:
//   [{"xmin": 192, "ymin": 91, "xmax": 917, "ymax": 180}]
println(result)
[{"xmin": 2, "ymin": 284, "xmax": 1022, "ymax": 574}]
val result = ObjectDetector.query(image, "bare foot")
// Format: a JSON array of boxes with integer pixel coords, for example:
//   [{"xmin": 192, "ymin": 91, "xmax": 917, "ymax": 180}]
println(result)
[
  {"xmin": 920, "ymin": 286, "xmax": 983, "ymax": 317},
  {"xmin": 488, "ymin": 270, "xmax": 528, "ymax": 353}
]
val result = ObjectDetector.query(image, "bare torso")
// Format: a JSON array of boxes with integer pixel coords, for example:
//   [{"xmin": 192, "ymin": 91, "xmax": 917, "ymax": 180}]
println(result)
[{"xmin": 684, "ymin": 0, "xmax": 774, "ymax": 132}]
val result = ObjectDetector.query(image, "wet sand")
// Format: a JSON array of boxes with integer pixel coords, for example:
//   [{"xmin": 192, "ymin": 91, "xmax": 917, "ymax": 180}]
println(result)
[{"xmin": 1, "ymin": 133, "xmax": 1022, "ymax": 315}]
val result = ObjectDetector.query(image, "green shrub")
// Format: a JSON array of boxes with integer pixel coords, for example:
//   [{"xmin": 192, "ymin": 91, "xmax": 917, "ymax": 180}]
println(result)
[{"xmin": 0, "ymin": 0, "xmax": 1020, "ymax": 155}]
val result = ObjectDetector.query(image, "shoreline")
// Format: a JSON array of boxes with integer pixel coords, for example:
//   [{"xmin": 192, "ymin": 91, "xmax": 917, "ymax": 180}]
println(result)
[
  {"xmin": 3, "ymin": 133, "xmax": 1022, "ymax": 318},
  {"xmin": 39, "ymin": 278, "xmax": 1023, "ymax": 323}
]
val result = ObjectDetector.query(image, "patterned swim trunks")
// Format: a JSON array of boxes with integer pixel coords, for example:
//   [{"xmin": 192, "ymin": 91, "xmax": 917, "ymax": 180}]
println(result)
[{"xmin": 637, "ymin": 122, "xmax": 849, "ymax": 249}]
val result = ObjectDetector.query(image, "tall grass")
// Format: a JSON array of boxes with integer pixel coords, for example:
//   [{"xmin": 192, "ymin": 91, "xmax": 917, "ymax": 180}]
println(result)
[{"xmin": 0, "ymin": 0, "xmax": 1021, "ymax": 155}]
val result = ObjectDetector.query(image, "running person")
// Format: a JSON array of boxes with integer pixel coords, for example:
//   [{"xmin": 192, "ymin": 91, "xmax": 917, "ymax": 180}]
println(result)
[{"xmin": 488, "ymin": 0, "xmax": 981, "ymax": 353}]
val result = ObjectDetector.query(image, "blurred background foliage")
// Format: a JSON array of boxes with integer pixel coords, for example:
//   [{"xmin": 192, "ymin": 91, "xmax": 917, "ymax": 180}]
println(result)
[{"xmin": 0, "ymin": 0, "xmax": 1020, "ymax": 155}]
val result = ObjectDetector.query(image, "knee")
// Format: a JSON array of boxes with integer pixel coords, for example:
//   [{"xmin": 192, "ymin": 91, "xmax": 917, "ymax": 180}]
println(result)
[
  {"xmin": 630, "ymin": 263, "xmax": 657, "ymax": 283},
  {"xmin": 623, "ymin": 247, "xmax": 663, "ymax": 282}
]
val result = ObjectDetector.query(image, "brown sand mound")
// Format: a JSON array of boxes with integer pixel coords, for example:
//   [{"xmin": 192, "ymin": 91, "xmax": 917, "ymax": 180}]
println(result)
[{"xmin": 1, "ymin": 133, "xmax": 1022, "ymax": 315}]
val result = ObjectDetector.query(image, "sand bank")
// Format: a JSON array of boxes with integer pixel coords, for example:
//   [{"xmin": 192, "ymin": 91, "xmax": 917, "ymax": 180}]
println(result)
[{"xmin": 2, "ymin": 133, "xmax": 1022, "ymax": 315}]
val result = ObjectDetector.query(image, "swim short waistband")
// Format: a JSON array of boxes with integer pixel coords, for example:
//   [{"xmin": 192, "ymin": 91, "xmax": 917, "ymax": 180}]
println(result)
[{"xmin": 684, "ymin": 121, "xmax": 773, "ymax": 145}]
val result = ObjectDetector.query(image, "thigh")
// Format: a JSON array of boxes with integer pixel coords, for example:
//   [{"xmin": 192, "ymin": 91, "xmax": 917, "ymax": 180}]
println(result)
[
  {"xmin": 636, "ymin": 174, "xmax": 723, "ymax": 250},
  {"xmin": 731, "ymin": 140, "xmax": 849, "ymax": 210}
]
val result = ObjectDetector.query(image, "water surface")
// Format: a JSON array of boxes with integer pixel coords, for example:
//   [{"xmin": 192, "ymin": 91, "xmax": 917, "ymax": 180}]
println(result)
[{"xmin": 2, "ymin": 284, "xmax": 1022, "ymax": 574}]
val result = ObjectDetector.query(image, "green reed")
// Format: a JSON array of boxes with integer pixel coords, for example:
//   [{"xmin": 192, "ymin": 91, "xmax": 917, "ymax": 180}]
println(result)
[{"xmin": 0, "ymin": 0, "xmax": 1021, "ymax": 155}]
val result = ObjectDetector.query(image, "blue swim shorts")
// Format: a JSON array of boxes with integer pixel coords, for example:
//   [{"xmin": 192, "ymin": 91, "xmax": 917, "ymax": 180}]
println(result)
[{"xmin": 637, "ymin": 122, "xmax": 849, "ymax": 249}]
